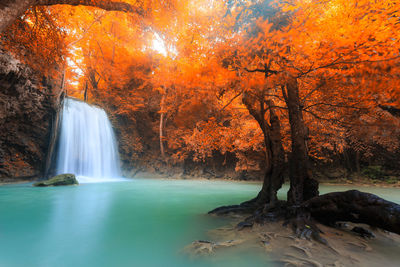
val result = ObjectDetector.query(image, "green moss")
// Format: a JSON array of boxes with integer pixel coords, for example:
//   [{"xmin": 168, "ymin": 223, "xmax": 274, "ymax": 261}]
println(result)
[
  {"xmin": 361, "ymin": 165, "xmax": 385, "ymax": 180},
  {"xmin": 385, "ymin": 176, "xmax": 398, "ymax": 184},
  {"xmin": 33, "ymin": 174, "xmax": 78, "ymax": 187}
]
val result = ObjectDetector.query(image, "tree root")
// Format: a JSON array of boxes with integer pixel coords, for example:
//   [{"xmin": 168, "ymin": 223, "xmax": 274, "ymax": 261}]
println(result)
[
  {"xmin": 303, "ymin": 190, "xmax": 400, "ymax": 235},
  {"xmin": 285, "ymin": 215, "xmax": 328, "ymax": 245},
  {"xmin": 209, "ymin": 189, "xmax": 400, "ymax": 244},
  {"xmin": 208, "ymin": 204, "xmax": 256, "ymax": 216},
  {"xmin": 281, "ymin": 254, "xmax": 324, "ymax": 267},
  {"xmin": 208, "ymin": 197, "xmax": 260, "ymax": 216}
]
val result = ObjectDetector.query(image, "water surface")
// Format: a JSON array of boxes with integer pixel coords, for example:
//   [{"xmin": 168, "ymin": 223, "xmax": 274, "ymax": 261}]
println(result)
[{"xmin": 1, "ymin": 179, "xmax": 399, "ymax": 267}]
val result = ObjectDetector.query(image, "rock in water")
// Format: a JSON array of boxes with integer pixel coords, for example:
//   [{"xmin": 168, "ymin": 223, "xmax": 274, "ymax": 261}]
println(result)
[{"xmin": 33, "ymin": 174, "xmax": 78, "ymax": 187}]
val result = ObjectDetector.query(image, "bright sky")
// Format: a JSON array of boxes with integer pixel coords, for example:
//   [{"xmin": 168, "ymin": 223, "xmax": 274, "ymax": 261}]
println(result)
[{"xmin": 152, "ymin": 33, "xmax": 167, "ymax": 56}]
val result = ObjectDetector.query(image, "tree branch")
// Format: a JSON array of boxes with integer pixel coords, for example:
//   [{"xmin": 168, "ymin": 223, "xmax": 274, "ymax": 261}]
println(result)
[
  {"xmin": 303, "ymin": 102, "xmax": 365, "ymax": 111},
  {"xmin": 379, "ymin": 104, "xmax": 400, "ymax": 117},
  {"xmin": 301, "ymin": 56, "xmax": 400, "ymax": 76},
  {"xmin": 0, "ymin": 0, "xmax": 143, "ymax": 34},
  {"xmin": 219, "ymin": 89, "xmax": 244, "ymax": 112},
  {"xmin": 36, "ymin": 0, "xmax": 143, "ymax": 15},
  {"xmin": 244, "ymin": 67, "xmax": 279, "ymax": 75}
]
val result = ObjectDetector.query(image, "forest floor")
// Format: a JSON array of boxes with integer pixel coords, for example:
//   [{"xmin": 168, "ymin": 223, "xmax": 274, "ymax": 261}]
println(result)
[
  {"xmin": 318, "ymin": 176, "xmax": 400, "ymax": 188},
  {"xmin": 185, "ymin": 216, "xmax": 400, "ymax": 267},
  {"xmin": 0, "ymin": 178, "xmax": 34, "ymax": 185}
]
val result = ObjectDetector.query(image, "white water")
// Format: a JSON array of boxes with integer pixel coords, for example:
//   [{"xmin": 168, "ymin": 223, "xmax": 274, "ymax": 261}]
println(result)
[{"xmin": 56, "ymin": 98, "xmax": 121, "ymax": 182}]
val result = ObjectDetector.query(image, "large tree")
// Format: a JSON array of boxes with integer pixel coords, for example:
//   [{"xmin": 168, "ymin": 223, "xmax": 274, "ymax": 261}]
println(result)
[{"xmin": 210, "ymin": 0, "xmax": 400, "ymax": 237}]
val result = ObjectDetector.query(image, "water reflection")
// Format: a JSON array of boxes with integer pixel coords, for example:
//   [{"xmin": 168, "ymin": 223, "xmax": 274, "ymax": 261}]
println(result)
[{"xmin": 37, "ymin": 185, "xmax": 113, "ymax": 266}]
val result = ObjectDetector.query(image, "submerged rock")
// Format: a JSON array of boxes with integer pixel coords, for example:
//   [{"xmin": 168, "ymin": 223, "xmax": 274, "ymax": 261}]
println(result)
[{"xmin": 33, "ymin": 174, "xmax": 78, "ymax": 187}]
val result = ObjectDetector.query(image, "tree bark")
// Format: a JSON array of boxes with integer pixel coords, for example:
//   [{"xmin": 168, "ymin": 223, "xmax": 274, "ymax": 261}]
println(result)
[
  {"xmin": 283, "ymin": 77, "xmax": 319, "ymax": 205},
  {"xmin": 256, "ymin": 99, "xmax": 285, "ymax": 204},
  {"xmin": 355, "ymin": 150, "xmax": 360, "ymax": 173},
  {"xmin": 242, "ymin": 93, "xmax": 285, "ymax": 205},
  {"xmin": 0, "ymin": 0, "xmax": 139, "ymax": 34},
  {"xmin": 159, "ymin": 94, "xmax": 165, "ymax": 158},
  {"xmin": 83, "ymin": 81, "xmax": 88, "ymax": 102}
]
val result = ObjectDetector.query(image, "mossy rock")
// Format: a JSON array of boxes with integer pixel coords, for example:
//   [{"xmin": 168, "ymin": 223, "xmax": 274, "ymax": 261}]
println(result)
[{"xmin": 33, "ymin": 174, "xmax": 79, "ymax": 187}]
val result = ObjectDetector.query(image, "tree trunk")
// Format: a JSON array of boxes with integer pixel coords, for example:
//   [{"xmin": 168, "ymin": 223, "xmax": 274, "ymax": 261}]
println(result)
[
  {"xmin": 343, "ymin": 149, "xmax": 352, "ymax": 172},
  {"xmin": 83, "ymin": 81, "xmax": 88, "ymax": 102},
  {"xmin": 355, "ymin": 150, "xmax": 360, "ymax": 173},
  {"xmin": 208, "ymin": 93, "xmax": 286, "ymax": 215},
  {"xmin": 159, "ymin": 94, "xmax": 165, "ymax": 158},
  {"xmin": 242, "ymin": 93, "xmax": 285, "ymax": 206},
  {"xmin": 283, "ymin": 77, "xmax": 318, "ymax": 205},
  {"xmin": 255, "ymin": 100, "xmax": 285, "ymax": 205}
]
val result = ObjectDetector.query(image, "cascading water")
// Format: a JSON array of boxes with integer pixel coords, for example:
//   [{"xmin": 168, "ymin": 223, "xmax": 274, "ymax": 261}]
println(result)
[{"xmin": 56, "ymin": 98, "xmax": 121, "ymax": 182}]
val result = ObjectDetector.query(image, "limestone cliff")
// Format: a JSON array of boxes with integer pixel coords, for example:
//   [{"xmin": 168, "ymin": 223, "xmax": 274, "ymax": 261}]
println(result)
[{"xmin": 0, "ymin": 48, "xmax": 62, "ymax": 181}]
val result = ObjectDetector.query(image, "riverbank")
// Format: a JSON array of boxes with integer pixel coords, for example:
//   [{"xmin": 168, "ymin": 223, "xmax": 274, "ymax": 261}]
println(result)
[
  {"xmin": 131, "ymin": 170, "xmax": 400, "ymax": 188},
  {"xmin": 188, "ymin": 215, "xmax": 400, "ymax": 267},
  {"xmin": 319, "ymin": 177, "xmax": 400, "ymax": 188},
  {"xmin": 2, "ymin": 171, "xmax": 400, "ymax": 188},
  {"xmin": 0, "ymin": 178, "xmax": 34, "ymax": 186}
]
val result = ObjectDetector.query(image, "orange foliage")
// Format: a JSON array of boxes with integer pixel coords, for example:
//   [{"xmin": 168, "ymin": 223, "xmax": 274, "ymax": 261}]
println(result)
[{"xmin": 4, "ymin": 0, "xmax": 400, "ymax": 171}]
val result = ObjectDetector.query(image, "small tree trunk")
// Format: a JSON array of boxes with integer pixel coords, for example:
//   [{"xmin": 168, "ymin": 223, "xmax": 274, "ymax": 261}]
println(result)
[
  {"xmin": 355, "ymin": 150, "xmax": 361, "ymax": 173},
  {"xmin": 283, "ymin": 77, "xmax": 319, "ymax": 205},
  {"xmin": 83, "ymin": 81, "xmax": 88, "ymax": 102},
  {"xmin": 159, "ymin": 95, "xmax": 165, "ymax": 158},
  {"xmin": 60, "ymin": 67, "xmax": 67, "ymax": 96},
  {"xmin": 343, "ymin": 149, "xmax": 352, "ymax": 172}
]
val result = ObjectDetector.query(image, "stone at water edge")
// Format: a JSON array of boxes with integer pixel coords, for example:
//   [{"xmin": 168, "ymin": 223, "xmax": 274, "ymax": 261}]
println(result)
[{"xmin": 33, "ymin": 174, "xmax": 79, "ymax": 187}]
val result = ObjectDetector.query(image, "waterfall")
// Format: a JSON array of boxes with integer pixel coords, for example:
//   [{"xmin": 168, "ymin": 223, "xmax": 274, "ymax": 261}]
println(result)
[{"xmin": 56, "ymin": 98, "xmax": 121, "ymax": 182}]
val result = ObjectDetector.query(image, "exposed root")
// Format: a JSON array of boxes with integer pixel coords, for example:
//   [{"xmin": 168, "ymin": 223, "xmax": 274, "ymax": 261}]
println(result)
[
  {"xmin": 289, "ymin": 217, "xmax": 327, "ymax": 245},
  {"xmin": 303, "ymin": 190, "xmax": 400, "ymax": 235},
  {"xmin": 208, "ymin": 204, "xmax": 257, "ymax": 216},
  {"xmin": 280, "ymin": 254, "xmax": 324, "ymax": 267},
  {"xmin": 209, "ymin": 189, "xmax": 400, "ymax": 252},
  {"xmin": 183, "ymin": 239, "xmax": 244, "ymax": 255},
  {"xmin": 236, "ymin": 221, "xmax": 254, "ymax": 230},
  {"xmin": 346, "ymin": 241, "xmax": 372, "ymax": 252},
  {"xmin": 289, "ymin": 244, "xmax": 313, "ymax": 258}
]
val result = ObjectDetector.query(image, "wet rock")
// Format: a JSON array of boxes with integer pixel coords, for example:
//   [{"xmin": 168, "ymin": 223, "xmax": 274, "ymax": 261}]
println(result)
[{"xmin": 33, "ymin": 174, "xmax": 78, "ymax": 187}]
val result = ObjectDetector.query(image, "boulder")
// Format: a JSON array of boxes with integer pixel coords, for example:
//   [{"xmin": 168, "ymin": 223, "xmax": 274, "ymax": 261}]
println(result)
[{"xmin": 33, "ymin": 174, "xmax": 78, "ymax": 187}]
